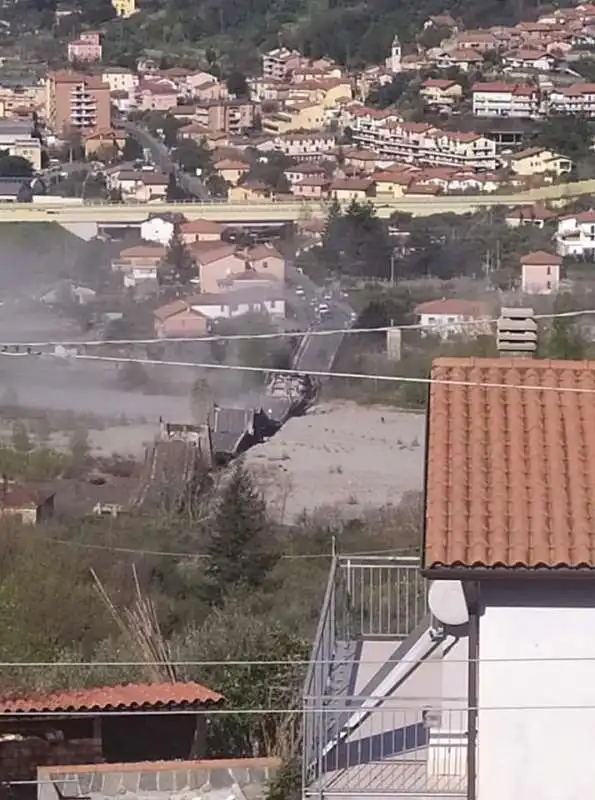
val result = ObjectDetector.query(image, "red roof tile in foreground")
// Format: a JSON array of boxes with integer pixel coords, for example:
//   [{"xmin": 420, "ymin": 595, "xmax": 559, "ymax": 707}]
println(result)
[
  {"xmin": 424, "ymin": 357, "xmax": 595, "ymax": 572},
  {"xmin": 0, "ymin": 682, "xmax": 223, "ymax": 714}
]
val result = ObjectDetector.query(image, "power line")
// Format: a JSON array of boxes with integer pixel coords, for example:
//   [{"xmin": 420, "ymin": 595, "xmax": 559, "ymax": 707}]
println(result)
[
  {"xmin": 3, "ymin": 655, "xmax": 595, "ymax": 668},
  {"xmin": 41, "ymin": 537, "xmax": 416, "ymax": 560},
  {"xmin": 12, "ymin": 352, "xmax": 595, "ymax": 396},
  {"xmin": 1, "ymin": 307, "xmax": 593, "ymax": 349},
  {"xmin": 0, "ymin": 704, "xmax": 594, "ymax": 717}
]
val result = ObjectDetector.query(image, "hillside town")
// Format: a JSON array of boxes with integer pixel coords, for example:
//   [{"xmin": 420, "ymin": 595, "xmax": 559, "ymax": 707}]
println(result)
[{"xmin": 3, "ymin": 2, "xmax": 595, "ymax": 205}]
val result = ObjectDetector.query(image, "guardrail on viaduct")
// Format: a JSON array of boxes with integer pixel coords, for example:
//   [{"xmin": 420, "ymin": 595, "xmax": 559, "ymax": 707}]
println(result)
[{"xmin": 0, "ymin": 178, "xmax": 594, "ymax": 224}]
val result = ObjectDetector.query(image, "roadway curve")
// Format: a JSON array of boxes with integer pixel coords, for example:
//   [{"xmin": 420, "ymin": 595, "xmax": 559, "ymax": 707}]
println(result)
[{"xmin": 116, "ymin": 120, "xmax": 210, "ymax": 201}]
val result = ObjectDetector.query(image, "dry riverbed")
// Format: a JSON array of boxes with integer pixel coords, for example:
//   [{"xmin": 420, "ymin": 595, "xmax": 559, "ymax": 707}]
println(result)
[{"xmin": 246, "ymin": 401, "xmax": 425, "ymax": 520}]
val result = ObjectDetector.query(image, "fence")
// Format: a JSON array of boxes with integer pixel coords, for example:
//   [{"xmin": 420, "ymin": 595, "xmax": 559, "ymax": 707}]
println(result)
[{"xmin": 303, "ymin": 703, "xmax": 467, "ymax": 798}]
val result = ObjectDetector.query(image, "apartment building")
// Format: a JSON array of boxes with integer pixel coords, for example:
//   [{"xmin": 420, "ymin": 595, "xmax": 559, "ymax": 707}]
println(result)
[
  {"xmin": 420, "ymin": 79, "xmax": 463, "ymax": 109},
  {"xmin": 137, "ymin": 80, "xmax": 178, "ymax": 112},
  {"xmin": 101, "ymin": 67, "xmax": 139, "ymax": 94},
  {"xmin": 261, "ymin": 48, "xmax": 302, "ymax": 81},
  {"xmin": 193, "ymin": 99, "xmax": 255, "ymax": 134},
  {"xmin": 472, "ymin": 82, "xmax": 542, "ymax": 118},
  {"xmin": 45, "ymin": 71, "xmax": 111, "ymax": 134},
  {"xmin": 556, "ymin": 210, "xmax": 595, "ymax": 258},
  {"xmin": 67, "ymin": 31, "xmax": 102, "ymax": 63},
  {"xmin": 0, "ymin": 119, "xmax": 42, "ymax": 170},
  {"xmin": 549, "ymin": 82, "xmax": 595, "ymax": 116},
  {"xmin": 257, "ymin": 131, "xmax": 336, "ymax": 160},
  {"xmin": 0, "ymin": 84, "xmax": 44, "ymax": 118},
  {"xmin": 350, "ymin": 114, "xmax": 498, "ymax": 171}
]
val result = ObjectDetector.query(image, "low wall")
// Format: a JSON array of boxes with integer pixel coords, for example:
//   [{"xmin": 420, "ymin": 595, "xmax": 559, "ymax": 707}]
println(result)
[{"xmin": 37, "ymin": 757, "xmax": 281, "ymax": 800}]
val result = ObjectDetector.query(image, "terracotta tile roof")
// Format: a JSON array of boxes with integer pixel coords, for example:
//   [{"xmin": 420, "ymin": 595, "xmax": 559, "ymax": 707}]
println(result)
[
  {"xmin": 520, "ymin": 249, "xmax": 562, "ymax": 265},
  {"xmin": 153, "ymin": 299, "xmax": 190, "ymax": 321},
  {"xmin": 506, "ymin": 204, "xmax": 555, "ymax": 220},
  {"xmin": 118, "ymin": 243, "xmax": 165, "ymax": 259},
  {"xmin": 0, "ymin": 682, "xmax": 223, "ymax": 714},
  {"xmin": 181, "ymin": 219, "xmax": 223, "ymax": 234},
  {"xmin": 0, "ymin": 484, "xmax": 54, "ymax": 509},
  {"xmin": 424, "ymin": 357, "xmax": 595, "ymax": 572}
]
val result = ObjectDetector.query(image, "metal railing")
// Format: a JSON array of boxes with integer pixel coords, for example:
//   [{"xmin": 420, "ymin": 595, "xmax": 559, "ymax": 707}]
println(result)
[
  {"xmin": 304, "ymin": 703, "xmax": 468, "ymax": 798},
  {"xmin": 303, "ymin": 555, "xmax": 430, "ymax": 796},
  {"xmin": 343, "ymin": 555, "xmax": 427, "ymax": 639}
]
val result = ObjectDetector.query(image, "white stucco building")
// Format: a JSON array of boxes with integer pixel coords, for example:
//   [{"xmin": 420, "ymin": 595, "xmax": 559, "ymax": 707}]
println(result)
[
  {"xmin": 556, "ymin": 210, "xmax": 595, "ymax": 258},
  {"xmin": 302, "ymin": 356, "xmax": 595, "ymax": 800}
]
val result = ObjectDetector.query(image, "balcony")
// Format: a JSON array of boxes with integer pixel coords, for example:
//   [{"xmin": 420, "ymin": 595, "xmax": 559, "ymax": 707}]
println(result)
[{"xmin": 302, "ymin": 555, "xmax": 469, "ymax": 799}]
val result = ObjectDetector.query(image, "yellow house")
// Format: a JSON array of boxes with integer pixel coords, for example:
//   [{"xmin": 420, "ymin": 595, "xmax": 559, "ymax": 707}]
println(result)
[
  {"xmin": 262, "ymin": 102, "xmax": 325, "ymax": 134},
  {"xmin": 330, "ymin": 177, "xmax": 375, "ymax": 202},
  {"xmin": 373, "ymin": 171, "xmax": 411, "ymax": 199},
  {"xmin": 112, "ymin": 0, "xmax": 136, "ymax": 16},
  {"xmin": 321, "ymin": 79, "xmax": 353, "ymax": 108},
  {"xmin": 286, "ymin": 78, "xmax": 353, "ymax": 109},
  {"xmin": 229, "ymin": 181, "xmax": 272, "ymax": 202},
  {"xmin": 214, "ymin": 159, "xmax": 251, "ymax": 186},
  {"xmin": 420, "ymin": 79, "xmax": 463, "ymax": 107},
  {"xmin": 509, "ymin": 147, "xmax": 573, "ymax": 177}
]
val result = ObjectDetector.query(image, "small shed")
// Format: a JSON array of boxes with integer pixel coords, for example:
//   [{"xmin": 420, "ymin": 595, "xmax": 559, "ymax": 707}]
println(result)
[{"xmin": 0, "ymin": 681, "xmax": 223, "ymax": 786}]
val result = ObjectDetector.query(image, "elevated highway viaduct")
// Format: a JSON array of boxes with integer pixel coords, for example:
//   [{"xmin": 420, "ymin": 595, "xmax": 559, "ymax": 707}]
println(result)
[{"xmin": 2, "ymin": 178, "xmax": 594, "ymax": 237}]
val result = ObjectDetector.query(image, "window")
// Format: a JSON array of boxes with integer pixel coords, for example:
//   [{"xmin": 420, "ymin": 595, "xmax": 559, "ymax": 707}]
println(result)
[
  {"xmin": 546, "ymin": 266, "xmax": 551, "ymax": 276},
  {"xmin": 547, "ymin": 280, "xmax": 552, "ymax": 290}
]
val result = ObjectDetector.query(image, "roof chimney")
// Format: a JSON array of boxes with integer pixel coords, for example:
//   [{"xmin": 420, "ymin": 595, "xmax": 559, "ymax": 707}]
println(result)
[{"xmin": 497, "ymin": 307, "xmax": 538, "ymax": 357}]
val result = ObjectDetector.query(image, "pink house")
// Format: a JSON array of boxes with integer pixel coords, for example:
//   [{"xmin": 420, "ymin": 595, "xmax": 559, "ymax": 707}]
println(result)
[
  {"xmin": 137, "ymin": 80, "xmax": 178, "ymax": 112},
  {"xmin": 68, "ymin": 31, "xmax": 102, "ymax": 63},
  {"xmin": 520, "ymin": 249, "xmax": 562, "ymax": 295}
]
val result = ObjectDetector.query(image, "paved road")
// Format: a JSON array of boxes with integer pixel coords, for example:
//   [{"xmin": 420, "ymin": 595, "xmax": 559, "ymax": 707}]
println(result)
[
  {"xmin": 116, "ymin": 121, "xmax": 210, "ymax": 201},
  {"xmin": 3, "ymin": 175, "xmax": 595, "ymax": 224}
]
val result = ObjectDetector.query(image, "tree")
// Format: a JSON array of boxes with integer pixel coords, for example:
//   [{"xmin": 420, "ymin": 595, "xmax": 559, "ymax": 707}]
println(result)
[
  {"xmin": 543, "ymin": 295, "xmax": 589, "ymax": 360},
  {"xmin": 316, "ymin": 200, "xmax": 393, "ymax": 279},
  {"xmin": 172, "ymin": 139, "xmax": 211, "ymax": 174},
  {"xmin": 0, "ymin": 153, "xmax": 33, "ymax": 177},
  {"xmin": 201, "ymin": 461, "xmax": 279, "ymax": 606},
  {"xmin": 226, "ymin": 71, "xmax": 250, "ymax": 98},
  {"xmin": 165, "ymin": 172, "xmax": 187, "ymax": 201},
  {"xmin": 536, "ymin": 114, "xmax": 594, "ymax": 163},
  {"xmin": 122, "ymin": 135, "xmax": 144, "ymax": 162},
  {"xmin": 158, "ymin": 225, "xmax": 197, "ymax": 285},
  {"xmin": 117, "ymin": 361, "xmax": 149, "ymax": 390},
  {"xmin": 11, "ymin": 422, "xmax": 32, "ymax": 453},
  {"xmin": 68, "ymin": 427, "xmax": 90, "ymax": 470}
]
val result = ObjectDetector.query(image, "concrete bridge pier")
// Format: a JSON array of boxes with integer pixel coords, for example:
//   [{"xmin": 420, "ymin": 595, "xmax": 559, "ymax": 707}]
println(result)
[{"xmin": 58, "ymin": 221, "xmax": 99, "ymax": 240}]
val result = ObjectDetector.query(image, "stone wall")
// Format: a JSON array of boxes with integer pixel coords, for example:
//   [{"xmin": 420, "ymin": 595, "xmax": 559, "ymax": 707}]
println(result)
[{"xmin": 37, "ymin": 757, "xmax": 280, "ymax": 800}]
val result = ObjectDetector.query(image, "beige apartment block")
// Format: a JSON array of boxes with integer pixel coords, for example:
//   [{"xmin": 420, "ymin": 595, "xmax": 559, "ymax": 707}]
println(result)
[{"xmin": 45, "ymin": 71, "xmax": 111, "ymax": 134}]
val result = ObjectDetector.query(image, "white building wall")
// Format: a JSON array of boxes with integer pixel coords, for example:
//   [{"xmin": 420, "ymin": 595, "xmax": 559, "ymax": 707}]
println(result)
[{"xmin": 478, "ymin": 582, "xmax": 595, "ymax": 800}]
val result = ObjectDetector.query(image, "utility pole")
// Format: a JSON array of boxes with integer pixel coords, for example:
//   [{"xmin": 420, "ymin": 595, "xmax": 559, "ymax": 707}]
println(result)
[{"xmin": 390, "ymin": 249, "xmax": 397, "ymax": 287}]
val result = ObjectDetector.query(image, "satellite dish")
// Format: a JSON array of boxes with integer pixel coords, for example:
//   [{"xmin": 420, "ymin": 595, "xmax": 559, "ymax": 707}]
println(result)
[{"xmin": 428, "ymin": 581, "xmax": 470, "ymax": 626}]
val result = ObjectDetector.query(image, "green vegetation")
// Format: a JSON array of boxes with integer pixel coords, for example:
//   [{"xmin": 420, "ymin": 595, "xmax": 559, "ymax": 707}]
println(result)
[
  {"xmin": 158, "ymin": 224, "xmax": 198, "ymax": 285},
  {"xmin": 0, "ymin": 446, "xmax": 422, "ymax": 761},
  {"xmin": 9, "ymin": 0, "xmax": 561, "ymax": 72}
]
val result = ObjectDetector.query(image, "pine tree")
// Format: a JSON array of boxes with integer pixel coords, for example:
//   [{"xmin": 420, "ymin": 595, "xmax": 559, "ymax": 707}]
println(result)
[
  {"xmin": 202, "ymin": 461, "xmax": 278, "ymax": 606},
  {"xmin": 158, "ymin": 225, "xmax": 197, "ymax": 286}
]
